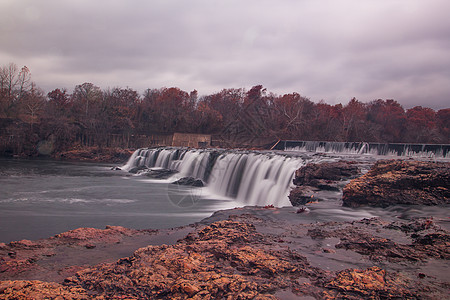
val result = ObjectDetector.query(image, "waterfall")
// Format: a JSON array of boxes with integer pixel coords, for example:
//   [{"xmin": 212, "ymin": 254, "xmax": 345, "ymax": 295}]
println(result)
[
  {"xmin": 122, "ymin": 148, "xmax": 307, "ymax": 207},
  {"xmin": 280, "ymin": 141, "xmax": 449, "ymax": 158}
]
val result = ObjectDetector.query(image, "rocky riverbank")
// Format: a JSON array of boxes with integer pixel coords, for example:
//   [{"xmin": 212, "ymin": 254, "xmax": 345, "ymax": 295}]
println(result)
[
  {"xmin": 343, "ymin": 159, "xmax": 450, "ymax": 207},
  {"xmin": 288, "ymin": 161, "xmax": 361, "ymax": 206},
  {"xmin": 1, "ymin": 206, "xmax": 449, "ymax": 299},
  {"xmin": 289, "ymin": 159, "xmax": 450, "ymax": 209},
  {"xmin": 1, "ymin": 158, "xmax": 449, "ymax": 299},
  {"xmin": 52, "ymin": 147, "xmax": 134, "ymax": 163}
]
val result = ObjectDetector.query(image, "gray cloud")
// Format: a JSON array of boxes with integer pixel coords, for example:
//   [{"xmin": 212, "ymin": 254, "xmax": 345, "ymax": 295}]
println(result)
[{"xmin": 1, "ymin": 0, "xmax": 449, "ymax": 109}]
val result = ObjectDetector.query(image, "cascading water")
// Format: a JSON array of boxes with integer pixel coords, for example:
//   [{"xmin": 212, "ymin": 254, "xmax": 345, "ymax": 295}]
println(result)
[
  {"xmin": 121, "ymin": 143, "xmax": 449, "ymax": 208},
  {"xmin": 122, "ymin": 148, "xmax": 309, "ymax": 207},
  {"xmin": 276, "ymin": 140, "xmax": 449, "ymax": 158}
]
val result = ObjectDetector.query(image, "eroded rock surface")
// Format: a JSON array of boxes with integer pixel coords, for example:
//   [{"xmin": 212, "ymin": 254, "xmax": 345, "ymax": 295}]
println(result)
[
  {"xmin": 292, "ymin": 161, "xmax": 360, "ymax": 188},
  {"xmin": 0, "ymin": 225, "xmax": 178, "ymax": 283},
  {"xmin": 289, "ymin": 161, "xmax": 361, "ymax": 206},
  {"xmin": 1, "ymin": 208, "xmax": 448, "ymax": 299},
  {"xmin": 172, "ymin": 177, "xmax": 205, "ymax": 187},
  {"xmin": 343, "ymin": 159, "xmax": 450, "ymax": 207}
]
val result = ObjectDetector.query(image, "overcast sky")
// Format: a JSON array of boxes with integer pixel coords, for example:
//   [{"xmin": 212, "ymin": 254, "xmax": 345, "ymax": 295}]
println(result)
[{"xmin": 1, "ymin": 0, "xmax": 449, "ymax": 109}]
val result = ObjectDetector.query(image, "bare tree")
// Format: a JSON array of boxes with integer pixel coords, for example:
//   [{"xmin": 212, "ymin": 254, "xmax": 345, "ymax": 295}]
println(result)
[
  {"xmin": 0, "ymin": 63, "xmax": 33, "ymax": 118},
  {"xmin": 72, "ymin": 82, "xmax": 102, "ymax": 117},
  {"xmin": 0, "ymin": 63, "xmax": 31, "ymax": 101}
]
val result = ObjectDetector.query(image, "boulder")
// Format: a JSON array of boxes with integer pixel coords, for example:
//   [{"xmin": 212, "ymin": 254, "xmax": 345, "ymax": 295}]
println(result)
[
  {"xmin": 288, "ymin": 186, "xmax": 320, "ymax": 206},
  {"xmin": 142, "ymin": 168, "xmax": 178, "ymax": 179},
  {"xmin": 343, "ymin": 160, "xmax": 450, "ymax": 207},
  {"xmin": 129, "ymin": 167, "xmax": 178, "ymax": 179},
  {"xmin": 288, "ymin": 161, "xmax": 360, "ymax": 206},
  {"xmin": 128, "ymin": 165, "xmax": 149, "ymax": 174},
  {"xmin": 172, "ymin": 177, "xmax": 204, "ymax": 187},
  {"xmin": 293, "ymin": 161, "xmax": 360, "ymax": 189}
]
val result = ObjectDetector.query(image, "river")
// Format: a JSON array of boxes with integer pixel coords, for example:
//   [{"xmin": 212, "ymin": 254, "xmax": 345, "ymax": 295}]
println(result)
[
  {"xmin": 1, "ymin": 151, "xmax": 448, "ymax": 243},
  {"xmin": 0, "ymin": 158, "xmax": 236, "ymax": 243}
]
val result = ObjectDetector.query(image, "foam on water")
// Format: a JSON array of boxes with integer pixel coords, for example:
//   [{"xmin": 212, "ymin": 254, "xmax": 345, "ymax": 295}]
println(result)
[{"xmin": 122, "ymin": 148, "xmax": 332, "ymax": 207}]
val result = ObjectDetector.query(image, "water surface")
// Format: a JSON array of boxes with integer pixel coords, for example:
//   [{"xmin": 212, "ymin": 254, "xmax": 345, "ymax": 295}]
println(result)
[
  {"xmin": 0, "ymin": 158, "xmax": 234, "ymax": 242},
  {"xmin": 1, "ymin": 156, "xmax": 448, "ymax": 243}
]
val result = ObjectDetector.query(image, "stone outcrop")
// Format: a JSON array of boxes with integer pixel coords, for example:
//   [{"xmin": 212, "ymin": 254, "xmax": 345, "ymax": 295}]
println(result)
[
  {"xmin": 292, "ymin": 161, "xmax": 360, "ymax": 188},
  {"xmin": 343, "ymin": 159, "xmax": 450, "ymax": 207},
  {"xmin": 0, "ymin": 280, "xmax": 90, "ymax": 300},
  {"xmin": 172, "ymin": 177, "xmax": 205, "ymax": 187},
  {"xmin": 124, "ymin": 166, "xmax": 178, "ymax": 179},
  {"xmin": 2, "ymin": 208, "xmax": 448, "ymax": 299},
  {"xmin": 0, "ymin": 226, "xmax": 158, "ymax": 283},
  {"xmin": 324, "ymin": 266, "xmax": 414, "ymax": 299},
  {"xmin": 289, "ymin": 161, "xmax": 361, "ymax": 206}
]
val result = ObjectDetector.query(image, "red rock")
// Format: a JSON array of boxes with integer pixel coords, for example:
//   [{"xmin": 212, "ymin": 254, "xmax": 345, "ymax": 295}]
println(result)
[
  {"xmin": 0, "ymin": 280, "xmax": 90, "ymax": 299},
  {"xmin": 343, "ymin": 160, "xmax": 450, "ymax": 207},
  {"xmin": 1, "ymin": 214, "xmax": 448, "ymax": 299},
  {"xmin": 293, "ymin": 161, "xmax": 360, "ymax": 188},
  {"xmin": 325, "ymin": 266, "xmax": 414, "ymax": 298}
]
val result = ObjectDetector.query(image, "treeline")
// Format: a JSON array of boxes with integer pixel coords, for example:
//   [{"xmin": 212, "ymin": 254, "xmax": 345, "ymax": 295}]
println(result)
[{"xmin": 1, "ymin": 63, "xmax": 449, "ymax": 156}]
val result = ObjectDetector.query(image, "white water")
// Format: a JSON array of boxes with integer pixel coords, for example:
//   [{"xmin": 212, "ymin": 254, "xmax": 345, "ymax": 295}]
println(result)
[
  {"xmin": 122, "ymin": 148, "xmax": 317, "ymax": 207},
  {"xmin": 284, "ymin": 141, "xmax": 449, "ymax": 158},
  {"xmin": 123, "ymin": 143, "xmax": 449, "ymax": 208}
]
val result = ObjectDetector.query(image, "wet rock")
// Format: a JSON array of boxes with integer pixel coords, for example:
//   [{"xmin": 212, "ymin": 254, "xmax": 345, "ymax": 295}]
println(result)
[
  {"xmin": 335, "ymin": 232, "xmax": 427, "ymax": 262},
  {"xmin": 128, "ymin": 165, "xmax": 149, "ymax": 174},
  {"xmin": 172, "ymin": 177, "xmax": 204, "ymax": 187},
  {"xmin": 53, "ymin": 225, "xmax": 140, "ymax": 243},
  {"xmin": 141, "ymin": 168, "xmax": 178, "ymax": 179},
  {"xmin": 84, "ymin": 244, "xmax": 96, "ymax": 249},
  {"xmin": 292, "ymin": 161, "xmax": 360, "ymax": 188},
  {"xmin": 63, "ymin": 220, "xmax": 304, "ymax": 299},
  {"xmin": 384, "ymin": 218, "xmax": 437, "ymax": 233},
  {"xmin": 1, "ymin": 210, "xmax": 449, "ymax": 299},
  {"xmin": 289, "ymin": 186, "xmax": 320, "ymax": 206},
  {"xmin": 307, "ymin": 217, "xmax": 450, "ymax": 263},
  {"xmin": 0, "ymin": 280, "xmax": 91, "ymax": 299},
  {"xmin": 0, "ymin": 226, "xmax": 157, "ymax": 282},
  {"xmin": 343, "ymin": 160, "xmax": 450, "ymax": 207},
  {"xmin": 412, "ymin": 233, "xmax": 450, "ymax": 259},
  {"xmin": 325, "ymin": 266, "xmax": 414, "ymax": 299},
  {"xmin": 289, "ymin": 161, "xmax": 360, "ymax": 206}
]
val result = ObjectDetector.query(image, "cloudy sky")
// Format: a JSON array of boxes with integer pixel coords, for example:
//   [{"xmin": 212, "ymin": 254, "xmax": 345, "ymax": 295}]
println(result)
[{"xmin": 1, "ymin": 0, "xmax": 449, "ymax": 109}]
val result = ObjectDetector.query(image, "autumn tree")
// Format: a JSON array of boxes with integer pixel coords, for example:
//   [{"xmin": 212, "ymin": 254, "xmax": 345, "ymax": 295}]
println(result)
[
  {"xmin": 237, "ymin": 85, "xmax": 273, "ymax": 141},
  {"xmin": 272, "ymin": 93, "xmax": 315, "ymax": 139},
  {"xmin": 366, "ymin": 99, "xmax": 406, "ymax": 142},
  {"xmin": 405, "ymin": 106, "xmax": 438, "ymax": 143},
  {"xmin": 72, "ymin": 82, "xmax": 102, "ymax": 117},
  {"xmin": 191, "ymin": 100, "xmax": 223, "ymax": 133},
  {"xmin": 102, "ymin": 87, "xmax": 139, "ymax": 136},
  {"xmin": 1, "ymin": 63, "xmax": 449, "ymax": 157},
  {"xmin": 204, "ymin": 88, "xmax": 244, "ymax": 124},
  {"xmin": 153, "ymin": 87, "xmax": 190, "ymax": 132},
  {"xmin": 311, "ymin": 102, "xmax": 343, "ymax": 141},
  {"xmin": 18, "ymin": 83, "xmax": 45, "ymax": 131},
  {"xmin": 340, "ymin": 98, "xmax": 367, "ymax": 141},
  {"xmin": 436, "ymin": 108, "xmax": 450, "ymax": 143},
  {"xmin": 70, "ymin": 83, "xmax": 103, "ymax": 146}
]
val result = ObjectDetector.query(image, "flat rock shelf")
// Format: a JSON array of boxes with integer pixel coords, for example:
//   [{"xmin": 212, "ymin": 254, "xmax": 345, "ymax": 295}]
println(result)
[{"xmin": 1, "ymin": 207, "xmax": 449, "ymax": 299}]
